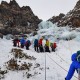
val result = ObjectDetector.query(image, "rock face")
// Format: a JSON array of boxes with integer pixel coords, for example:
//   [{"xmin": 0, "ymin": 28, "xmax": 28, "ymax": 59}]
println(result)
[
  {"xmin": 49, "ymin": 0, "xmax": 80, "ymax": 27},
  {"xmin": 0, "ymin": 0, "xmax": 41, "ymax": 35},
  {"xmin": 48, "ymin": 13, "xmax": 65, "ymax": 24}
]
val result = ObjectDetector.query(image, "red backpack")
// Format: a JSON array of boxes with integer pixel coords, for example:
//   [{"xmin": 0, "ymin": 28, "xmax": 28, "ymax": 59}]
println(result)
[
  {"xmin": 53, "ymin": 43, "xmax": 57, "ymax": 48},
  {"xmin": 38, "ymin": 39, "xmax": 43, "ymax": 45}
]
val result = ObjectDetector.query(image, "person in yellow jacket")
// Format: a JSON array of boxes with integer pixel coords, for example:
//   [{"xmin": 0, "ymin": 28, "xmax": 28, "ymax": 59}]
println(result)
[
  {"xmin": 45, "ymin": 39, "xmax": 49, "ymax": 47},
  {"xmin": 45, "ymin": 39, "xmax": 50, "ymax": 52}
]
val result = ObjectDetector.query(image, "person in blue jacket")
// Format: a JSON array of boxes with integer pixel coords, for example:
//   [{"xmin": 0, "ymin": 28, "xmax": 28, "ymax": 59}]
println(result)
[
  {"xmin": 34, "ymin": 39, "xmax": 39, "ymax": 52},
  {"xmin": 20, "ymin": 37, "xmax": 25, "ymax": 48},
  {"xmin": 65, "ymin": 51, "xmax": 80, "ymax": 80}
]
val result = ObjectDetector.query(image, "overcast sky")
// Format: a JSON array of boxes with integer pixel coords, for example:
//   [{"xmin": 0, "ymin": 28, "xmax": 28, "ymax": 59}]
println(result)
[{"xmin": 0, "ymin": 0, "xmax": 79, "ymax": 20}]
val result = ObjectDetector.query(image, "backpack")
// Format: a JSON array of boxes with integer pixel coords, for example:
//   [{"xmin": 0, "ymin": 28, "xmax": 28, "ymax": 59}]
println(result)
[
  {"xmin": 34, "ymin": 39, "xmax": 38, "ymax": 45},
  {"xmin": 53, "ymin": 43, "xmax": 57, "ymax": 48},
  {"xmin": 25, "ymin": 40, "xmax": 31, "ymax": 46},
  {"xmin": 76, "ymin": 51, "xmax": 80, "ymax": 62}
]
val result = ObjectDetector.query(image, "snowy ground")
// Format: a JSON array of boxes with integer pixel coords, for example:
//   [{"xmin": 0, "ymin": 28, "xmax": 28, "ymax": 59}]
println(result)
[
  {"xmin": 0, "ymin": 38, "xmax": 80, "ymax": 80},
  {"xmin": 1, "ymin": 21, "xmax": 80, "ymax": 80}
]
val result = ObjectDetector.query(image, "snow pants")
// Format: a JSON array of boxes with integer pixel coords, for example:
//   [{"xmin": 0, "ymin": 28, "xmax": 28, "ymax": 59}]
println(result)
[
  {"xmin": 45, "ymin": 46, "xmax": 50, "ymax": 52},
  {"xmin": 39, "ymin": 45, "xmax": 44, "ymax": 52},
  {"xmin": 34, "ymin": 45, "xmax": 38, "ymax": 52}
]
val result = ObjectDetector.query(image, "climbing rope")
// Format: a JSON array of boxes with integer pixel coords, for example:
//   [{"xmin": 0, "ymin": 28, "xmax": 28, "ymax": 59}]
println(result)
[
  {"xmin": 45, "ymin": 53, "xmax": 46, "ymax": 80},
  {"xmin": 46, "ymin": 53, "xmax": 78, "ymax": 79},
  {"xmin": 56, "ymin": 53, "xmax": 70, "ymax": 65}
]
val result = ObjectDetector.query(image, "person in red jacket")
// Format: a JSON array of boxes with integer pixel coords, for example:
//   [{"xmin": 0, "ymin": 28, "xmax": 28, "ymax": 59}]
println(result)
[
  {"xmin": 16, "ymin": 38, "xmax": 20, "ymax": 47},
  {"xmin": 38, "ymin": 37, "xmax": 44, "ymax": 52},
  {"xmin": 13, "ymin": 38, "xmax": 20, "ymax": 47},
  {"xmin": 38, "ymin": 38, "xmax": 43, "ymax": 46},
  {"xmin": 50, "ymin": 42, "xmax": 57, "ymax": 52}
]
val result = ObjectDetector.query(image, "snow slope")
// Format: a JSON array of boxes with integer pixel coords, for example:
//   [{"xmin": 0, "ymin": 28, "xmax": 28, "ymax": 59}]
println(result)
[
  {"xmin": 0, "ymin": 37, "xmax": 80, "ymax": 80},
  {"xmin": 1, "ymin": 21, "xmax": 80, "ymax": 80}
]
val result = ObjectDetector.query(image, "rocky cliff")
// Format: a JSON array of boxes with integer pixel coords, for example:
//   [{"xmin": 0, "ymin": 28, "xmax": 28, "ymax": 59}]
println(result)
[
  {"xmin": 49, "ymin": 0, "xmax": 80, "ymax": 27},
  {"xmin": 0, "ymin": 0, "xmax": 41, "ymax": 35},
  {"xmin": 48, "ymin": 13, "xmax": 65, "ymax": 24}
]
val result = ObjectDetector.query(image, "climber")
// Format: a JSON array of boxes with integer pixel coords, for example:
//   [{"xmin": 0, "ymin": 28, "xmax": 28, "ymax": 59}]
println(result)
[{"xmin": 65, "ymin": 50, "xmax": 80, "ymax": 80}]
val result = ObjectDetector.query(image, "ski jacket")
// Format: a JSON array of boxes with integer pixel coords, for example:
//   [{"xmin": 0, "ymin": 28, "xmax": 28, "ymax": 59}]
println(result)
[
  {"xmin": 34, "ymin": 39, "xmax": 38, "ymax": 46},
  {"xmin": 45, "ymin": 40, "xmax": 49, "ymax": 47},
  {"xmin": 16, "ymin": 38, "xmax": 20, "ymax": 44},
  {"xmin": 20, "ymin": 38, "xmax": 25, "ymax": 44},
  {"xmin": 38, "ymin": 39, "xmax": 43, "ymax": 45},
  {"xmin": 66, "ymin": 53, "xmax": 80, "ymax": 80}
]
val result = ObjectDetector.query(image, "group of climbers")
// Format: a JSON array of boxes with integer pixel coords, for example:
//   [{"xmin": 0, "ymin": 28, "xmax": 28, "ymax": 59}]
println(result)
[
  {"xmin": 13, "ymin": 37, "xmax": 31, "ymax": 50},
  {"xmin": 13, "ymin": 36, "xmax": 57, "ymax": 52},
  {"xmin": 34, "ymin": 37, "xmax": 57, "ymax": 53}
]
